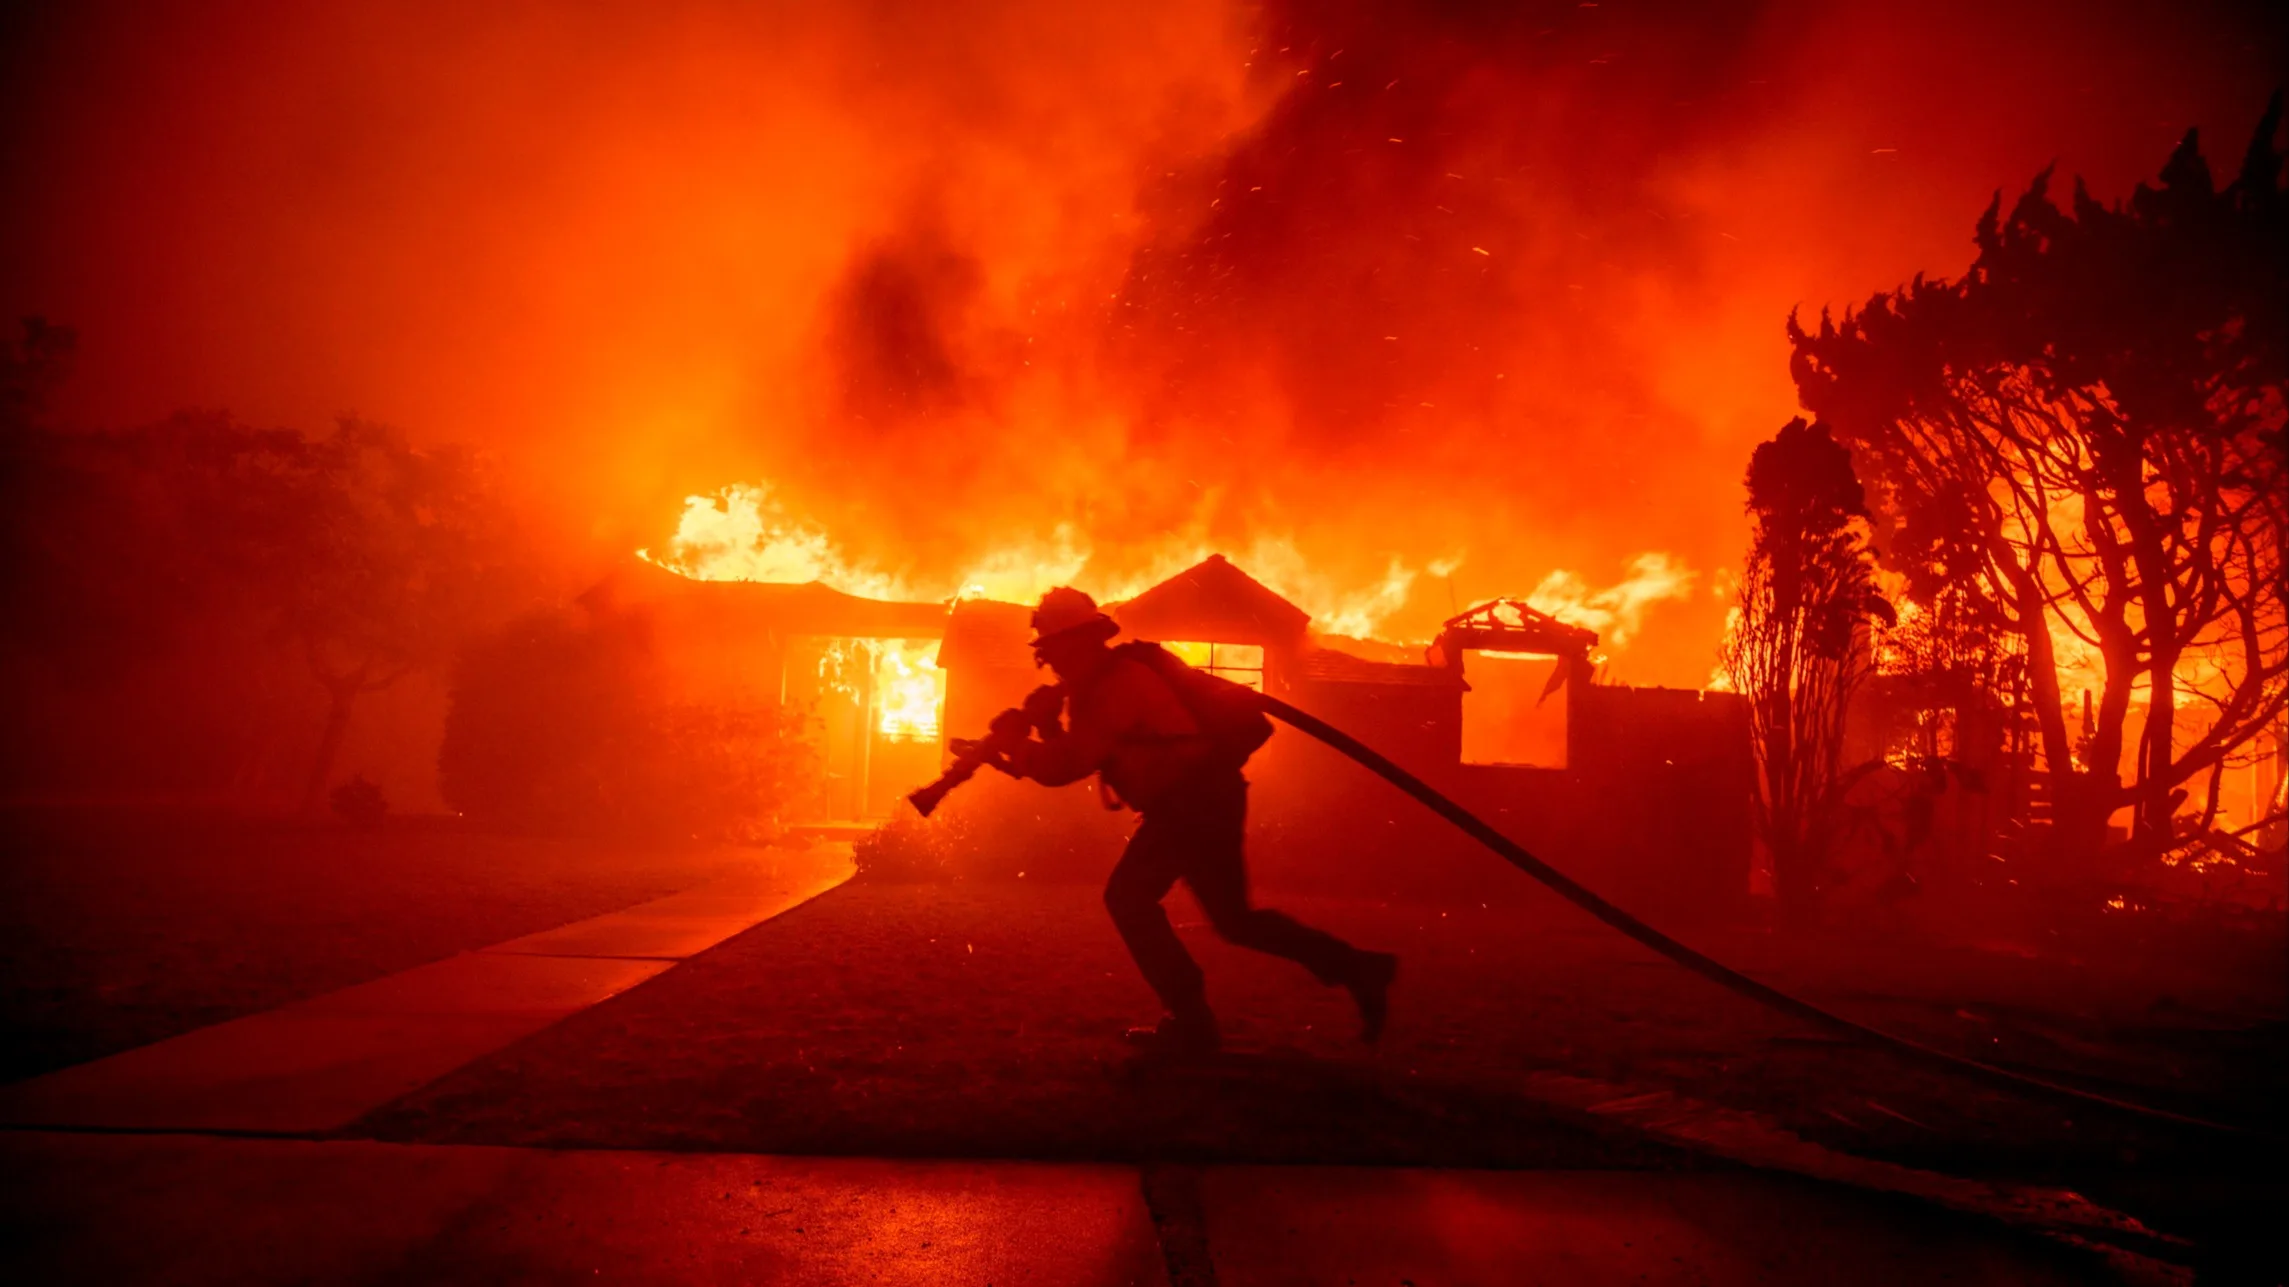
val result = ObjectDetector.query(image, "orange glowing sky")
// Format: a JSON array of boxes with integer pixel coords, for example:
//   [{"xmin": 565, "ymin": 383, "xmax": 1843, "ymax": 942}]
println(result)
[{"xmin": 2, "ymin": 0, "xmax": 2281, "ymax": 684}]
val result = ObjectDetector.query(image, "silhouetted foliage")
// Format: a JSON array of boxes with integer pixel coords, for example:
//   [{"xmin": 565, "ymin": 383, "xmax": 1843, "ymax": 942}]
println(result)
[
  {"xmin": 0, "ymin": 365, "xmax": 524, "ymax": 804},
  {"xmin": 439, "ymin": 609, "xmax": 818, "ymax": 839},
  {"xmin": 1722, "ymin": 417, "xmax": 1892, "ymax": 926},
  {"xmin": 276, "ymin": 420, "xmax": 519, "ymax": 811},
  {"xmin": 5, "ymin": 412, "xmax": 286, "ymax": 794},
  {"xmin": 330, "ymin": 774, "xmax": 389, "ymax": 828},
  {"xmin": 1790, "ymin": 98, "xmax": 2288, "ymax": 869},
  {"xmin": 1872, "ymin": 583, "xmax": 2025, "ymax": 743},
  {"xmin": 0, "ymin": 317, "xmax": 74, "ymax": 430}
]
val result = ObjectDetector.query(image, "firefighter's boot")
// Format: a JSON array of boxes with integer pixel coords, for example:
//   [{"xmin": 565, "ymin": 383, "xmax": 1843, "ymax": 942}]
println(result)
[{"xmin": 1346, "ymin": 951, "xmax": 1399, "ymax": 1045}]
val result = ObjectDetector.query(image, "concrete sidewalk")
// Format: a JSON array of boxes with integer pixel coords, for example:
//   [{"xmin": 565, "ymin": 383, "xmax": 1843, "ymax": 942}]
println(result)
[
  {"xmin": 0, "ymin": 844, "xmax": 854, "ymax": 1134},
  {"xmin": 0, "ymin": 1131, "xmax": 2114, "ymax": 1286}
]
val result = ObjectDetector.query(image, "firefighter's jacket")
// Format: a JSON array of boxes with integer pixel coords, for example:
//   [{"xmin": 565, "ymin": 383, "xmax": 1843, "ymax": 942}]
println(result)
[{"xmin": 1006, "ymin": 655, "xmax": 1212, "ymax": 813}]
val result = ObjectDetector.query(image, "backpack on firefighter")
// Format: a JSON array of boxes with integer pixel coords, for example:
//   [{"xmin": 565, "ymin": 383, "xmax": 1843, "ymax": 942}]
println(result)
[{"xmin": 1110, "ymin": 640, "xmax": 1275, "ymax": 772}]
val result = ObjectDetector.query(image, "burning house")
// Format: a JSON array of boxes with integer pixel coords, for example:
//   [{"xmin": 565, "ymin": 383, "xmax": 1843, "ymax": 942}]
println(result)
[
  {"xmin": 579, "ymin": 559, "xmax": 951, "ymax": 820},
  {"xmin": 1105, "ymin": 560, "xmax": 1756, "ymax": 921},
  {"xmin": 595, "ymin": 550, "xmax": 1752, "ymax": 920}
]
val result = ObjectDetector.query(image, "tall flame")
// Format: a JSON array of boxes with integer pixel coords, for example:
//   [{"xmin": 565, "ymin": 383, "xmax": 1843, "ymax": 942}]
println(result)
[
  {"xmin": 1526, "ymin": 553, "xmax": 1697, "ymax": 650},
  {"xmin": 645, "ymin": 484, "xmax": 915, "ymax": 601}
]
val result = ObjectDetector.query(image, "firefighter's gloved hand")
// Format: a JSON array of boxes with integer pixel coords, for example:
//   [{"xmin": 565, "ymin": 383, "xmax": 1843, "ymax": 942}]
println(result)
[
  {"xmin": 987, "ymin": 707, "xmax": 1035, "ymax": 744},
  {"xmin": 1021, "ymin": 684, "xmax": 1066, "ymax": 737},
  {"xmin": 950, "ymin": 736, "xmax": 1016, "ymax": 777}
]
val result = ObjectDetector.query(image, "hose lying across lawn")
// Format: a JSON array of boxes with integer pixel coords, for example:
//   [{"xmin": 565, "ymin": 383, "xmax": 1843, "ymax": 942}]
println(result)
[{"xmin": 1254, "ymin": 692, "xmax": 2246, "ymax": 1138}]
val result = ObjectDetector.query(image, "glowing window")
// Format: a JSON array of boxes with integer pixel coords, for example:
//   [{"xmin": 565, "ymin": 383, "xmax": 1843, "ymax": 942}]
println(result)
[
  {"xmin": 1162, "ymin": 641, "xmax": 1265, "ymax": 691},
  {"xmin": 872, "ymin": 639, "xmax": 945, "ymax": 742},
  {"xmin": 1460, "ymin": 651, "xmax": 1567, "ymax": 769}
]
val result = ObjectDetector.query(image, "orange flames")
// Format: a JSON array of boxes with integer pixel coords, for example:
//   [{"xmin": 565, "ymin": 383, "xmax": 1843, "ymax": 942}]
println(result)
[
  {"xmin": 1526, "ymin": 554, "xmax": 1697, "ymax": 662},
  {"xmin": 11, "ymin": 2, "xmax": 2277, "ymax": 714},
  {"xmin": 873, "ymin": 641, "xmax": 945, "ymax": 742},
  {"xmin": 643, "ymin": 481, "xmax": 1697, "ymax": 656}
]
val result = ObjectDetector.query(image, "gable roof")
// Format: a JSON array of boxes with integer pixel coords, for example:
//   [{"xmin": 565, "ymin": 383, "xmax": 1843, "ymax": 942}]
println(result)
[
  {"xmin": 1111, "ymin": 554, "xmax": 1310, "ymax": 646},
  {"xmin": 1433, "ymin": 597, "xmax": 1598, "ymax": 658}
]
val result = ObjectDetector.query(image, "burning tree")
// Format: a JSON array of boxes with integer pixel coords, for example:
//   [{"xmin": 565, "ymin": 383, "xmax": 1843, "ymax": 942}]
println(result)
[
  {"xmin": 1721, "ymin": 418, "xmax": 1893, "ymax": 925},
  {"xmin": 1790, "ymin": 101, "xmax": 2288, "ymax": 867}
]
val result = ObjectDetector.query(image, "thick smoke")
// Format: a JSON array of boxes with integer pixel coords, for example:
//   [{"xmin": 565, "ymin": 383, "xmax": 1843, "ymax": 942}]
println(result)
[
  {"xmin": 3, "ymin": 0, "xmax": 2281, "ymax": 682},
  {"xmin": 827, "ymin": 225, "xmax": 982, "ymax": 433}
]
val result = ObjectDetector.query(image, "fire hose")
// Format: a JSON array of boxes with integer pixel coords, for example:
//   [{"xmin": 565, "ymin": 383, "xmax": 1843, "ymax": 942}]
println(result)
[
  {"xmin": 1250, "ymin": 692, "xmax": 2245, "ymax": 1138},
  {"xmin": 912, "ymin": 692, "xmax": 2247, "ymax": 1137}
]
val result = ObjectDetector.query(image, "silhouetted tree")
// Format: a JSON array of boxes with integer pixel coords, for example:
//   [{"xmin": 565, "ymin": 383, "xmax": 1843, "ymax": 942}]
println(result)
[
  {"xmin": 0, "ymin": 317, "xmax": 74, "ymax": 431},
  {"xmin": 1791, "ymin": 99, "xmax": 2287, "ymax": 868},
  {"xmin": 1721, "ymin": 417, "xmax": 1893, "ymax": 926},
  {"xmin": 1, "ymin": 388, "xmax": 520, "ymax": 805},
  {"xmin": 277, "ymin": 420, "xmax": 515, "ymax": 811},
  {"xmin": 2, "ymin": 412, "xmax": 302, "ymax": 729},
  {"xmin": 1873, "ymin": 583, "xmax": 2024, "ymax": 753}
]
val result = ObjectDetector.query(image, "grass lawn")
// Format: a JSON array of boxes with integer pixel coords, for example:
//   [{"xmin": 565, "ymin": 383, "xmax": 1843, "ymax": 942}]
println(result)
[{"xmin": 0, "ymin": 805, "xmax": 759, "ymax": 1081}]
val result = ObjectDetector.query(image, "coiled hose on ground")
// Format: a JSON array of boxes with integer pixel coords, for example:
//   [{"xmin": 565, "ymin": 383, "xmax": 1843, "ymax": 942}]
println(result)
[{"xmin": 1254, "ymin": 691, "xmax": 2246, "ymax": 1139}]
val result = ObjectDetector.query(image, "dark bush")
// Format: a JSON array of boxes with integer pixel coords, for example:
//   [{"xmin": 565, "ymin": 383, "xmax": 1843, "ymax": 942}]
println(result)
[
  {"xmin": 438, "ymin": 608, "xmax": 817, "ymax": 839},
  {"xmin": 329, "ymin": 774, "xmax": 388, "ymax": 828},
  {"xmin": 852, "ymin": 812, "xmax": 965, "ymax": 883},
  {"xmin": 853, "ymin": 769, "xmax": 1127, "ymax": 884}
]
